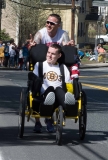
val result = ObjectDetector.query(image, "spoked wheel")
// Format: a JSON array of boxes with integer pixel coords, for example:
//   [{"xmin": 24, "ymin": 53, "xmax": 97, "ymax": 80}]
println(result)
[
  {"xmin": 56, "ymin": 105, "xmax": 63, "ymax": 145},
  {"xmin": 79, "ymin": 91, "xmax": 87, "ymax": 140},
  {"xmin": 18, "ymin": 88, "xmax": 26, "ymax": 138}
]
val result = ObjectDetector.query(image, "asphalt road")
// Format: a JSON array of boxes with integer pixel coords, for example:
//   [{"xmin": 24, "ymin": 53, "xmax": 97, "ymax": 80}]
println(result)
[{"xmin": 0, "ymin": 68, "xmax": 108, "ymax": 160}]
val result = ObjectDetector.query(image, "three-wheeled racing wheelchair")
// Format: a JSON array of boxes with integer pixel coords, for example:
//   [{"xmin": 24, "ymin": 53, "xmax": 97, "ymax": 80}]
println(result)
[{"xmin": 18, "ymin": 44, "xmax": 87, "ymax": 145}]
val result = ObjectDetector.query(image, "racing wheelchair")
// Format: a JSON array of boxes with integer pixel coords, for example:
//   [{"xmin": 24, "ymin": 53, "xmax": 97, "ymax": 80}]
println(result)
[{"xmin": 18, "ymin": 44, "xmax": 87, "ymax": 145}]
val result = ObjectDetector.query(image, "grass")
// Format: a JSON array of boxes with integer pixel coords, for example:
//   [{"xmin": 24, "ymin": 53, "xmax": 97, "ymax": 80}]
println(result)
[
  {"xmin": 81, "ymin": 56, "xmax": 97, "ymax": 64},
  {"xmin": 81, "ymin": 56, "xmax": 108, "ymax": 64},
  {"xmin": 103, "ymin": 45, "xmax": 108, "ymax": 51}
]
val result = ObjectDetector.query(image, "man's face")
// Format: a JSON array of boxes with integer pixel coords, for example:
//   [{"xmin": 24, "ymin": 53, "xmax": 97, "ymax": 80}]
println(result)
[
  {"xmin": 46, "ymin": 16, "xmax": 60, "ymax": 35},
  {"xmin": 46, "ymin": 47, "xmax": 61, "ymax": 64}
]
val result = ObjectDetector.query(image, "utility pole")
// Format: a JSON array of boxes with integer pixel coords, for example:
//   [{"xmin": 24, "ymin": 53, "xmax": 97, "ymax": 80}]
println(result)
[
  {"xmin": 0, "ymin": 1, "xmax": 2, "ymax": 39},
  {"xmin": 71, "ymin": 0, "xmax": 75, "ymax": 40}
]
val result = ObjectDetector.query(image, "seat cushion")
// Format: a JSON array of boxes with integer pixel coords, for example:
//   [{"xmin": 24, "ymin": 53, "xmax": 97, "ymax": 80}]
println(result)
[
  {"xmin": 59, "ymin": 45, "xmax": 77, "ymax": 66},
  {"xmin": 30, "ymin": 44, "xmax": 48, "ymax": 65}
]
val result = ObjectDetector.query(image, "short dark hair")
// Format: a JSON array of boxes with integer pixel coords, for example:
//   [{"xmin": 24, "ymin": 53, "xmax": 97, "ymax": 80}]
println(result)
[
  {"xmin": 49, "ymin": 43, "xmax": 62, "ymax": 54},
  {"xmin": 10, "ymin": 38, "xmax": 14, "ymax": 44},
  {"xmin": 48, "ymin": 14, "xmax": 61, "ymax": 23}
]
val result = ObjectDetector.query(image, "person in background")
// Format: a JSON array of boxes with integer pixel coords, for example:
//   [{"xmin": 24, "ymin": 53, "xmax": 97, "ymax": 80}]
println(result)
[
  {"xmin": 0, "ymin": 40, "xmax": 4, "ymax": 67},
  {"xmin": 4, "ymin": 42, "xmax": 10, "ymax": 67},
  {"xmin": 78, "ymin": 50, "xmax": 85, "ymax": 60},
  {"xmin": 97, "ymin": 43, "xmax": 106, "ymax": 63},
  {"xmin": 9, "ymin": 38, "xmax": 18, "ymax": 67},
  {"xmin": 22, "ymin": 42, "xmax": 29, "ymax": 70},
  {"xmin": 9, "ymin": 46, "xmax": 16, "ymax": 67},
  {"xmin": 85, "ymin": 50, "xmax": 90, "ymax": 58},
  {"xmin": 94, "ymin": 46, "xmax": 98, "ymax": 61},
  {"xmin": 18, "ymin": 47, "xmax": 23, "ymax": 69}
]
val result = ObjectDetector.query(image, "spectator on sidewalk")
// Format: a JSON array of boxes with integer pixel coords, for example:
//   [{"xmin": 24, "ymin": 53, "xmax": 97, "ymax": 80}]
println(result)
[
  {"xmin": 22, "ymin": 42, "xmax": 29, "ymax": 70},
  {"xmin": 97, "ymin": 43, "xmax": 106, "ymax": 63},
  {"xmin": 78, "ymin": 50, "xmax": 85, "ymax": 60},
  {"xmin": 18, "ymin": 47, "xmax": 23, "ymax": 69},
  {"xmin": 94, "ymin": 46, "xmax": 98, "ymax": 61},
  {"xmin": 0, "ymin": 40, "xmax": 4, "ymax": 66},
  {"xmin": 9, "ymin": 46, "xmax": 16, "ymax": 67},
  {"xmin": 9, "ymin": 38, "xmax": 18, "ymax": 67},
  {"xmin": 4, "ymin": 42, "xmax": 10, "ymax": 67}
]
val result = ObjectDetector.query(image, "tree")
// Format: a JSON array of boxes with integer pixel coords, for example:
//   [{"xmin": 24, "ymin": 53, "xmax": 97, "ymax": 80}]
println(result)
[{"xmin": 0, "ymin": 29, "xmax": 10, "ymax": 41}]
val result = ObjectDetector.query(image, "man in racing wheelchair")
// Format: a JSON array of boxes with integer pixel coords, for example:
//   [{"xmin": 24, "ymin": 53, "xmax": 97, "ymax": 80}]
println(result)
[{"xmin": 28, "ymin": 43, "xmax": 76, "ymax": 133}]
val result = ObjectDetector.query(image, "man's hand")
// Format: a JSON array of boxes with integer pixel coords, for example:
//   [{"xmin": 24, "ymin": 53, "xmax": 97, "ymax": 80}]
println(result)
[
  {"xmin": 27, "ymin": 34, "xmax": 37, "ymax": 50},
  {"xmin": 66, "ymin": 40, "xmax": 75, "ymax": 46}
]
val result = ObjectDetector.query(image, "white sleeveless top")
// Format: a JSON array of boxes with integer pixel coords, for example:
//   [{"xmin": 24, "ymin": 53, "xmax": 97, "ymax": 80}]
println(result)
[{"xmin": 39, "ymin": 27, "xmax": 65, "ymax": 46}]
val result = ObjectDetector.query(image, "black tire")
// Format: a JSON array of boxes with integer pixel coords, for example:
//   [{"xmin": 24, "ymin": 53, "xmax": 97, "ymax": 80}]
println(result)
[
  {"xmin": 79, "ymin": 91, "xmax": 87, "ymax": 140},
  {"xmin": 97, "ymin": 38, "xmax": 104, "ymax": 45},
  {"xmin": 18, "ymin": 88, "xmax": 26, "ymax": 138},
  {"xmin": 56, "ymin": 105, "xmax": 63, "ymax": 145}
]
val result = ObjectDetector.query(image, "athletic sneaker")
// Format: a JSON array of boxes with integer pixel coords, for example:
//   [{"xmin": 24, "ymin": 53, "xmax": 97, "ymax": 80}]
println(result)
[
  {"xmin": 44, "ymin": 92, "xmax": 55, "ymax": 105},
  {"xmin": 64, "ymin": 92, "xmax": 75, "ymax": 105},
  {"xmin": 33, "ymin": 121, "xmax": 42, "ymax": 133},
  {"xmin": 45, "ymin": 118, "xmax": 54, "ymax": 132}
]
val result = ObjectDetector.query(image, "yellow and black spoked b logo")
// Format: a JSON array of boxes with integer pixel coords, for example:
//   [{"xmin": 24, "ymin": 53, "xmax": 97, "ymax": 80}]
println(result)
[{"xmin": 47, "ymin": 71, "xmax": 58, "ymax": 81}]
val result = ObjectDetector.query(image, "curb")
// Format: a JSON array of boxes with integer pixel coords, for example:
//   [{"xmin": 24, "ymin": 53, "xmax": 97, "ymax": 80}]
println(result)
[
  {"xmin": 80, "ymin": 65, "xmax": 108, "ymax": 69},
  {"xmin": 0, "ymin": 67, "xmax": 22, "ymax": 71}
]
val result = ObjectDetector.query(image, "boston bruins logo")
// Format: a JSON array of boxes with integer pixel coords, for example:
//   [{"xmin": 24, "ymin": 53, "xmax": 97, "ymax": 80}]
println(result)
[{"xmin": 47, "ymin": 71, "xmax": 58, "ymax": 81}]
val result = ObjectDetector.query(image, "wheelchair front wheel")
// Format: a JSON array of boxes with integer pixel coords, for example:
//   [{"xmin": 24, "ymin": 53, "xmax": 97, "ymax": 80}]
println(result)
[
  {"xmin": 18, "ymin": 88, "xmax": 26, "ymax": 138},
  {"xmin": 56, "ymin": 105, "xmax": 63, "ymax": 145},
  {"xmin": 79, "ymin": 91, "xmax": 87, "ymax": 140}
]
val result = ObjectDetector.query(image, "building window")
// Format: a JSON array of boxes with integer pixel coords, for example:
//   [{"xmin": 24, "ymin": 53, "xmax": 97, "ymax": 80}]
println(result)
[
  {"xmin": 78, "ymin": 22, "xmax": 80, "ymax": 37},
  {"xmin": 81, "ymin": 0, "xmax": 84, "ymax": 13},
  {"xmin": 81, "ymin": 22, "xmax": 83, "ymax": 36},
  {"xmin": 83, "ymin": 23, "xmax": 85, "ymax": 36}
]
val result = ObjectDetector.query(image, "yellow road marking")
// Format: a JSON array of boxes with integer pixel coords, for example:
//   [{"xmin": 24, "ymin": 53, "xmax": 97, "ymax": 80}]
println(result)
[
  {"xmin": 80, "ymin": 75, "xmax": 108, "ymax": 78},
  {"xmin": 82, "ymin": 83, "xmax": 108, "ymax": 91}
]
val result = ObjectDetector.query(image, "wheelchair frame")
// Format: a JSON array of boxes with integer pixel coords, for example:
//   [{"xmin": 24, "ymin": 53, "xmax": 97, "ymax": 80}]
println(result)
[
  {"xmin": 18, "ymin": 77, "xmax": 87, "ymax": 146},
  {"xmin": 18, "ymin": 44, "xmax": 87, "ymax": 145}
]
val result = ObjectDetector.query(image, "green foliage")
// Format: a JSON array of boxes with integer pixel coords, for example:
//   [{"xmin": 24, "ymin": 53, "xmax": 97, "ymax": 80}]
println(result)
[
  {"xmin": 103, "ymin": 45, "xmax": 108, "ymax": 52},
  {"xmin": 0, "ymin": 29, "xmax": 10, "ymax": 41}
]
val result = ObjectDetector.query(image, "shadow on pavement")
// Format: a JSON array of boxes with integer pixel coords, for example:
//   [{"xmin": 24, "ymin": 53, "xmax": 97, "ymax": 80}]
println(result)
[
  {"xmin": 82, "ymin": 88, "xmax": 108, "ymax": 113},
  {"xmin": 0, "ymin": 126, "xmax": 108, "ymax": 147},
  {"xmin": 0, "ymin": 85, "xmax": 27, "ymax": 114}
]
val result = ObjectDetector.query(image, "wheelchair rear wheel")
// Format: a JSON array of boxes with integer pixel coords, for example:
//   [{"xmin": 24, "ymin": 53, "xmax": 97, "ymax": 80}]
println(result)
[
  {"xmin": 18, "ymin": 88, "xmax": 26, "ymax": 138},
  {"xmin": 56, "ymin": 105, "xmax": 63, "ymax": 145},
  {"xmin": 79, "ymin": 91, "xmax": 87, "ymax": 140}
]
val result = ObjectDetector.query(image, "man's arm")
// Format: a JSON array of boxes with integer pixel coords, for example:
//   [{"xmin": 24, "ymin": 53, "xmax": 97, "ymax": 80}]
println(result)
[
  {"xmin": 62, "ymin": 32, "xmax": 70, "ymax": 46},
  {"xmin": 62, "ymin": 32, "xmax": 77, "ymax": 46},
  {"xmin": 33, "ymin": 31, "xmax": 42, "ymax": 44}
]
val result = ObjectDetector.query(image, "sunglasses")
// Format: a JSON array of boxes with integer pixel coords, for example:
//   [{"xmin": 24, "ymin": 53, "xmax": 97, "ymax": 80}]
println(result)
[{"xmin": 46, "ymin": 21, "xmax": 58, "ymax": 25}]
